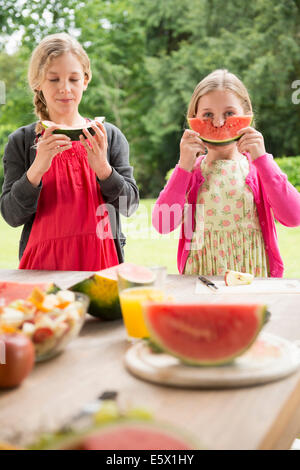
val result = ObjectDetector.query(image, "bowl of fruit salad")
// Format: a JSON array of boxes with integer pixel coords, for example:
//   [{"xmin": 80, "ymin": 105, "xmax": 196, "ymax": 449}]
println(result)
[{"xmin": 0, "ymin": 287, "xmax": 90, "ymax": 362}]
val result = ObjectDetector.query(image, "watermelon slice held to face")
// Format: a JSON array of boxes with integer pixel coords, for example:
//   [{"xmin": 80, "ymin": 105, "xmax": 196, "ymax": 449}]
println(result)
[
  {"xmin": 143, "ymin": 303, "xmax": 269, "ymax": 366},
  {"xmin": 188, "ymin": 115, "xmax": 253, "ymax": 146}
]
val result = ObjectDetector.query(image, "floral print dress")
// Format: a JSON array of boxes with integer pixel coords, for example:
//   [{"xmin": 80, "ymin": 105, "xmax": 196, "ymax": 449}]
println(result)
[{"xmin": 184, "ymin": 155, "xmax": 269, "ymax": 277}]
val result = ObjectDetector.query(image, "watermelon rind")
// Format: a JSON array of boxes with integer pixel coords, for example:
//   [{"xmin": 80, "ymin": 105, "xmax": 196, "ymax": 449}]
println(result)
[
  {"xmin": 41, "ymin": 117, "xmax": 105, "ymax": 141},
  {"xmin": 29, "ymin": 419, "xmax": 200, "ymax": 450},
  {"xmin": 117, "ymin": 263, "xmax": 156, "ymax": 289},
  {"xmin": 70, "ymin": 274, "xmax": 121, "ymax": 321},
  {"xmin": 68, "ymin": 263, "xmax": 156, "ymax": 321},
  {"xmin": 188, "ymin": 115, "xmax": 253, "ymax": 146},
  {"xmin": 143, "ymin": 303, "xmax": 268, "ymax": 366}
]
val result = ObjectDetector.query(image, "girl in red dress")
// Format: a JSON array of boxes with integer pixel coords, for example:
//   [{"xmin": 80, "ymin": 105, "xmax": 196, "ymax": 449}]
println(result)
[{"xmin": 1, "ymin": 33, "xmax": 139, "ymax": 270}]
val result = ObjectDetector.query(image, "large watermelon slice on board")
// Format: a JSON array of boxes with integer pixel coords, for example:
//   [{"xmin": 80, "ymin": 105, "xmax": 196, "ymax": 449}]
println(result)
[
  {"xmin": 0, "ymin": 282, "xmax": 55, "ymax": 307},
  {"xmin": 143, "ymin": 303, "xmax": 269, "ymax": 366},
  {"xmin": 41, "ymin": 116, "xmax": 105, "ymax": 141},
  {"xmin": 188, "ymin": 115, "xmax": 253, "ymax": 146},
  {"xmin": 69, "ymin": 263, "xmax": 156, "ymax": 320}
]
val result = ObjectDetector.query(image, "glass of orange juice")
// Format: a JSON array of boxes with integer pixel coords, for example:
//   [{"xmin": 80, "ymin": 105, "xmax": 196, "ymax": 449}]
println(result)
[{"xmin": 117, "ymin": 266, "xmax": 167, "ymax": 342}]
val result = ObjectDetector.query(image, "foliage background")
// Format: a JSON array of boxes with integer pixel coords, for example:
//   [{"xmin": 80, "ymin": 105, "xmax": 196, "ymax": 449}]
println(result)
[{"xmin": 0, "ymin": 0, "xmax": 300, "ymax": 198}]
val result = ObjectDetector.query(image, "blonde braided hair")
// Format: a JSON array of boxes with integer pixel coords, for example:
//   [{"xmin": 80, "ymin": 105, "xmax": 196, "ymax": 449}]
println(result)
[
  {"xmin": 28, "ymin": 33, "xmax": 92, "ymax": 135},
  {"xmin": 33, "ymin": 91, "xmax": 50, "ymax": 134}
]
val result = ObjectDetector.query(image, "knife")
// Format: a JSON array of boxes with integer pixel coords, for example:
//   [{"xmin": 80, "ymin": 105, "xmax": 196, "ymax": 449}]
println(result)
[
  {"xmin": 198, "ymin": 275, "xmax": 219, "ymax": 292},
  {"xmin": 59, "ymin": 390, "xmax": 118, "ymax": 433}
]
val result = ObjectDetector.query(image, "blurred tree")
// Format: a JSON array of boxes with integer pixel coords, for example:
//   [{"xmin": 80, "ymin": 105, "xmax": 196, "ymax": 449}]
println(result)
[
  {"xmin": 0, "ymin": 0, "xmax": 300, "ymax": 197},
  {"xmin": 133, "ymin": 0, "xmax": 300, "ymax": 195},
  {"xmin": 0, "ymin": 0, "xmax": 77, "ymax": 50}
]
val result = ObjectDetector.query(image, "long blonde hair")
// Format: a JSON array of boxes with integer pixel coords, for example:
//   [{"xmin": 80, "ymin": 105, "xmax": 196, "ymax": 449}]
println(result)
[
  {"xmin": 187, "ymin": 69, "xmax": 253, "ymax": 119},
  {"xmin": 28, "ymin": 33, "xmax": 92, "ymax": 134}
]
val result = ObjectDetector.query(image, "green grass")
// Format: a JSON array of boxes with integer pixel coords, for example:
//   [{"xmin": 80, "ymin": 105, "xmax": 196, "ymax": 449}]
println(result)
[{"xmin": 1, "ymin": 198, "xmax": 300, "ymax": 277}]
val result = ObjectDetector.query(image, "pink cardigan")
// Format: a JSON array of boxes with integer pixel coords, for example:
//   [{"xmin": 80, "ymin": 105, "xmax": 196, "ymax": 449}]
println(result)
[{"xmin": 152, "ymin": 153, "xmax": 300, "ymax": 277}]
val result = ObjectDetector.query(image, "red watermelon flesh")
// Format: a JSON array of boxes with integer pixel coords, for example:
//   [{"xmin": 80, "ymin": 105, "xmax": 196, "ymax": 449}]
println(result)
[
  {"xmin": 75, "ymin": 424, "xmax": 193, "ymax": 450},
  {"xmin": 59, "ymin": 422, "xmax": 195, "ymax": 450},
  {"xmin": 94, "ymin": 262, "xmax": 155, "ymax": 282},
  {"xmin": 117, "ymin": 263, "xmax": 155, "ymax": 284},
  {"xmin": 143, "ymin": 303, "xmax": 267, "ymax": 365},
  {"xmin": 0, "ymin": 282, "xmax": 53, "ymax": 307},
  {"xmin": 188, "ymin": 115, "xmax": 253, "ymax": 145}
]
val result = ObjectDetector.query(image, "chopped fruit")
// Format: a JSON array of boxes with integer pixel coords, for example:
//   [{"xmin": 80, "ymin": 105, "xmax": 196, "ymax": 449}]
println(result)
[
  {"xmin": 0, "ymin": 288, "xmax": 88, "ymax": 361},
  {"xmin": 22, "ymin": 322, "xmax": 36, "ymax": 336},
  {"xmin": 42, "ymin": 294, "xmax": 59, "ymax": 311},
  {"xmin": 1, "ymin": 308, "xmax": 24, "ymax": 327},
  {"xmin": 224, "ymin": 270, "xmax": 254, "ymax": 286},
  {"xmin": 33, "ymin": 327, "xmax": 54, "ymax": 344},
  {"xmin": 0, "ymin": 324, "xmax": 17, "ymax": 334},
  {"xmin": 57, "ymin": 290, "xmax": 75, "ymax": 304},
  {"xmin": 28, "ymin": 287, "xmax": 45, "ymax": 304},
  {"xmin": 27, "ymin": 288, "xmax": 48, "ymax": 312}
]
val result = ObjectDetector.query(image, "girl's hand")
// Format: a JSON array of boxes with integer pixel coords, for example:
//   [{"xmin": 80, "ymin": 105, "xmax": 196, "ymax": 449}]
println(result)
[
  {"xmin": 79, "ymin": 122, "xmax": 112, "ymax": 180},
  {"xmin": 179, "ymin": 130, "xmax": 207, "ymax": 172},
  {"xmin": 237, "ymin": 127, "xmax": 266, "ymax": 161},
  {"xmin": 27, "ymin": 126, "xmax": 72, "ymax": 186}
]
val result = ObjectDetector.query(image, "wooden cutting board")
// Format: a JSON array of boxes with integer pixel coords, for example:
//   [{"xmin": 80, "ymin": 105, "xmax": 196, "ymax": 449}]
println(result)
[{"xmin": 124, "ymin": 333, "xmax": 300, "ymax": 389}]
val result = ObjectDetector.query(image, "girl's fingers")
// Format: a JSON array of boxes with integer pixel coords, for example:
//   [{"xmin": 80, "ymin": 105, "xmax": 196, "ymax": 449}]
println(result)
[
  {"xmin": 182, "ymin": 134, "xmax": 203, "ymax": 145},
  {"xmin": 43, "ymin": 125, "xmax": 60, "ymax": 138},
  {"xmin": 52, "ymin": 144, "xmax": 72, "ymax": 154},
  {"xmin": 95, "ymin": 122, "xmax": 108, "ymax": 146},
  {"xmin": 82, "ymin": 128, "xmax": 99, "ymax": 153},
  {"xmin": 79, "ymin": 134, "xmax": 88, "ymax": 149},
  {"xmin": 91, "ymin": 124, "xmax": 106, "ymax": 150},
  {"xmin": 48, "ymin": 140, "xmax": 73, "ymax": 149},
  {"xmin": 79, "ymin": 132, "xmax": 95, "ymax": 153},
  {"xmin": 189, "ymin": 143, "xmax": 206, "ymax": 152},
  {"xmin": 236, "ymin": 127, "xmax": 254, "ymax": 135},
  {"xmin": 50, "ymin": 143, "xmax": 72, "ymax": 152},
  {"xmin": 239, "ymin": 137, "xmax": 261, "ymax": 145},
  {"xmin": 237, "ymin": 128, "xmax": 263, "ymax": 141},
  {"xmin": 44, "ymin": 134, "xmax": 71, "ymax": 145},
  {"xmin": 238, "ymin": 141, "xmax": 256, "ymax": 150},
  {"xmin": 182, "ymin": 129, "xmax": 201, "ymax": 139}
]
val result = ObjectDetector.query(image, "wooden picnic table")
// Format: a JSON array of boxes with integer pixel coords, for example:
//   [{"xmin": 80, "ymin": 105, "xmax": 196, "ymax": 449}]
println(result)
[{"xmin": 0, "ymin": 269, "xmax": 300, "ymax": 450}]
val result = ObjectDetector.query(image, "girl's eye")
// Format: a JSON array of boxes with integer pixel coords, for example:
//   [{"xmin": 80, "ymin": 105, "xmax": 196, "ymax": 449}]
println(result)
[
  {"xmin": 225, "ymin": 111, "xmax": 235, "ymax": 117},
  {"xmin": 203, "ymin": 112, "xmax": 213, "ymax": 119},
  {"xmin": 49, "ymin": 79, "xmax": 80, "ymax": 82}
]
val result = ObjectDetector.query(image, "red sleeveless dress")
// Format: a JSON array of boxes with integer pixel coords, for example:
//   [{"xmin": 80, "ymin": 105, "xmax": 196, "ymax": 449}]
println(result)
[{"xmin": 19, "ymin": 131, "xmax": 119, "ymax": 271}]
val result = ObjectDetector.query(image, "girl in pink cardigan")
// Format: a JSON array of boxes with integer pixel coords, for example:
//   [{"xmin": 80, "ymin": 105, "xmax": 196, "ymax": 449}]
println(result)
[{"xmin": 152, "ymin": 69, "xmax": 300, "ymax": 277}]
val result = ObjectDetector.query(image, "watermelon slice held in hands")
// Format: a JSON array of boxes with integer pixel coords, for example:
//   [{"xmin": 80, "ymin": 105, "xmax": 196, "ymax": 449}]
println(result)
[
  {"xmin": 41, "ymin": 116, "xmax": 105, "ymax": 141},
  {"xmin": 188, "ymin": 115, "xmax": 253, "ymax": 146},
  {"xmin": 143, "ymin": 303, "xmax": 269, "ymax": 366}
]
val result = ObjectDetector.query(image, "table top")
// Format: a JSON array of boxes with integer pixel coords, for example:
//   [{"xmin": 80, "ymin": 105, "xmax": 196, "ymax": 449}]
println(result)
[{"xmin": 0, "ymin": 269, "xmax": 300, "ymax": 450}]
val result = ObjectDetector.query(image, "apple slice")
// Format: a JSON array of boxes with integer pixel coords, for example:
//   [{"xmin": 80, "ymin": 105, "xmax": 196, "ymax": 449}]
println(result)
[{"xmin": 224, "ymin": 270, "xmax": 254, "ymax": 286}]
